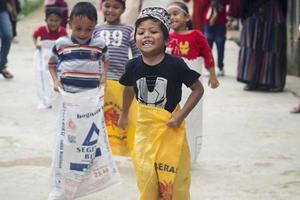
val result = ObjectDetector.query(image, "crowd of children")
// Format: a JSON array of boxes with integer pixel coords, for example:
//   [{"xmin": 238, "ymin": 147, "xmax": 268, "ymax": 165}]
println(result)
[{"xmin": 32, "ymin": 0, "xmax": 220, "ymax": 199}]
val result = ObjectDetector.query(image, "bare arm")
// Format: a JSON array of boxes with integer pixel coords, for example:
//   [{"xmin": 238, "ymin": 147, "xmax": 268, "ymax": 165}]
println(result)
[
  {"xmin": 207, "ymin": 67, "xmax": 220, "ymax": 89},
  {"xmin": 167, "ymin": 80, "xmax": 204, "ymax": 128},
  {"xmin": 100, "ymin": 59, "xmax": 109, "ymax": 85},
  {"xmin": 118, "ymin": 86, "xmax": 135, "ymax": 130},
  {"xmin": 33, "ymin": 36, "xmax": 41, "ymax": 49},
  {"xmin": 49, "ymin": 66, "xmax": 63, "ymax": 92}
]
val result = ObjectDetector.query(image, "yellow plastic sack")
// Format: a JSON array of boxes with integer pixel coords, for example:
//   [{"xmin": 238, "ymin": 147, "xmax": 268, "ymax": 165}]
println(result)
[
  {"xmin": 104, "ymin": 80, "xmax": 137, "ymax": 156},
  {"xmin": 133, "ymin": 104, "xmax": 191, "ymax": 200}
]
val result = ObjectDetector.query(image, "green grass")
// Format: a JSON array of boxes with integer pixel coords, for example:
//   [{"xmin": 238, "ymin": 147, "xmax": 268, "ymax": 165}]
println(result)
[
  {"xmin": 288, "ymin": 64, "xmax": 300, "ymax": 76},
  {"xmin": 19, "ymin": 0, "xmax": 44, "ymax": 18}
]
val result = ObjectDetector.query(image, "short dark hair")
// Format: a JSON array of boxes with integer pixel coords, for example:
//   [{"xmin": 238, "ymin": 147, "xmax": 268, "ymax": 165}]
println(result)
[
  {"xmin": 134, "ymin": 17, "xmax": 169, "ymax": 42},
  {"xmin": 45, "ymin": 6, "xmax": 63, "ymax": 19},
  {"xmin": 101, "ymin": 0, "xmax": 126, "ymax": 8},
  {"xmin": 69, "ymin": 2, "xmax": 97, "ymax": 23}
]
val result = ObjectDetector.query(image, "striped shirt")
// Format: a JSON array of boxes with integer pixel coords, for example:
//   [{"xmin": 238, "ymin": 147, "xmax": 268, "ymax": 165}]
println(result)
[
  {"xmin": 48, "ymin": 36, "xmax": 108, "ymax": 93},
  {"xmin": 93, "ymin": 24, "xmax": 140, "ymax": 80}
]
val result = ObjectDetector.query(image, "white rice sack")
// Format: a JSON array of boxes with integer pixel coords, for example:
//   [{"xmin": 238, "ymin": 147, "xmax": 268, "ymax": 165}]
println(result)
[
  {"xmin": 181, "ymin": 57, "xmax": 204, "ymax": 163},
  {"xmin": 48, "ymin": 87, "xmax": 121, "ymax": 200}
]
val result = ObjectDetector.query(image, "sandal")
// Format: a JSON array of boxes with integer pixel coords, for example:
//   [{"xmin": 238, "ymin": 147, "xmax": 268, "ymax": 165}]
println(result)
[
  {"xmin": 0, "ymin": 69, "xmax": 14, "ymax": 79},
  {"xmin": 291, "ymin": 102, "xmax": 300, "ymax": 113}
]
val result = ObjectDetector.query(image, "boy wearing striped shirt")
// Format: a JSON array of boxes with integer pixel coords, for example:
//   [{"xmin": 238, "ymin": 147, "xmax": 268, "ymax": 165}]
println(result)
[{"xmin": 48, "ymin": 2, "xmax": 109, "ymax": 93}]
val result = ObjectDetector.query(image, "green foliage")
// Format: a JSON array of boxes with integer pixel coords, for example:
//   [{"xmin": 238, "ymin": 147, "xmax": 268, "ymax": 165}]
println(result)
[
  {"xmin": 19, "ymin": 0, "xmax": 44, "ymax": 18},
  {"xmin": 288, "ymin": 63, "xmax": 300, "ymax": 76}
]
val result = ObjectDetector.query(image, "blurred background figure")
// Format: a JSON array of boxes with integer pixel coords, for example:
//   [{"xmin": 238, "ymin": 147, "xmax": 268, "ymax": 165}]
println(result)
[
  {"xmin": 8, "ymin": 0, "xmax": 21, "ymax": 43},
  {"xmin": 44, "ymin": 0, "xmax": 68, "ymax": 28},
  {"xmin": 116, "ymin": 0, "xmax": 142, "ymax": 24},
  {"xmin": 183, "ymin": 0, "xmax": 205, "ymax": 31},
  {"xmin": 290, "ymin": 23, "xmax": 300, "ymax": 113},
  {"xmin": 32, "ymin": 6, "xmax": 67, "ymax": 109},
  {"xmin": 184, "ymin": 0, "xmax": 230, "ymax": 76},
  {"xmin": 291, "ymin": 100, "xmax": 300, "ymax": 113},
  {"xmin": 0, "ymin": 0, "xmax": 16, "ymax": 79},
  {"xmin": 202, "ymin": 0, "xmax": 230, "ymax": 76},
  {"xmin": 227, "ymin": 0, "xmax": 288, "ymax": 92}
]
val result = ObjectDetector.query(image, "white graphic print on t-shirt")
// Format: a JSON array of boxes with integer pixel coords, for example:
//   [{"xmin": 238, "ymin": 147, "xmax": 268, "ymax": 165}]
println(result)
[
  {"xmin": 136, "ymin": 77, "xmax": 167, "ymax": 108},
  {"xmin": 99, "ymin": 30, "xmax": 123, "ymax": 47}
]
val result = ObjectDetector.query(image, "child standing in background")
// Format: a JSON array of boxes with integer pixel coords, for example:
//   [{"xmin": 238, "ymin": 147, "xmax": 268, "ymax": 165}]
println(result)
[
  {"xmin": 33, "ymin": 7, "xmax": 67, "ymax": 49},
  {"xmin": 168, "ymin": 1, "xmax": 219, "ymax": 88},
  {"xmin": 168, "ymin": 1, "xmax": 219, "ymax": 163},
  {"xmin": 93, "ymin": 0, "xmax": 140, "ymax": 156},
  {"xmin": 118, "ymin": 7, "xmax": 204, "ymax": 199},
  {"xmin": 44, "ymin": 0, "xmax": 69, "ymax": 28},
  {"xmin": 32, "ymin": 7, "xmax": 67, "ymax": 109},
  {"xmin": 94, "ymin": 0, "xmax": 140, "ymax": 81},
  {"xmin": 48, "ymin": 2, "xmax": 108, "ymax": 93}
]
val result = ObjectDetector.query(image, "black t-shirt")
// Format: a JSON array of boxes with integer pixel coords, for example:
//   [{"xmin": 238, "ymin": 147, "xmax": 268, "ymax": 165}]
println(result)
[
  {"xmin": 119, "ymin": 54, "xmax": 200, "ymax": 113},
  {"xmin": 0, "ymin": 0, "xmax": 8, "ymax": 13}
]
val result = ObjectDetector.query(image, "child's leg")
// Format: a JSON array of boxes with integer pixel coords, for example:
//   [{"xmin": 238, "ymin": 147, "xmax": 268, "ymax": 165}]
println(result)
[
  {"xmin": 172, "ymin": 135, "xmax": 191, "ymax": 200},
  {"xmin": 136, "ymin": 171, "xmax": 159, "ymax": 200},
  {"xmin": 214, "ymin": 24, "xmax": 226, "ymax": 71},
  {"xmin": 133, "ymin": 155, "xmax": 160, "ymax": 200},
  {"xmin": 204, "ymin": 25, "xmax": 215, "ymax": 49},
  {"xmin": 132, "ymin": 141, "xmax": 160, "ymax": 200}
]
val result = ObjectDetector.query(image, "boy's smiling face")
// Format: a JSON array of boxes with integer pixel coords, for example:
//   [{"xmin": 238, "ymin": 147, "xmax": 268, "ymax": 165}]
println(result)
[
  {"xmin": 69, "ymin": 16, "xmax": 96, "ymax": 44},
  {"xmin": 46, "ymin": 13, "xmax": 62, "ymax": 32},
  {"xmin": 135, "ymin": 19, "xmax": 168, "ymax": 57},
  {"xmin": 101, "ymin": 0, "xmax": 125, "ymax": 24}
]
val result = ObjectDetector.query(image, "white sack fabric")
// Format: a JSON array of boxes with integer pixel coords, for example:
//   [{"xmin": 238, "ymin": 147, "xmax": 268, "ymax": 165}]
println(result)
[
  {"xmin": 181, "ymin": 58, "xmax": 204, "ymax": 163},
  {"xmin": 48, "ymin": 87, "xmax": 121, "ymax": 200},
  {"xmin": 33, "ymin": 40, "xmax": 55, "ymax": 109}
]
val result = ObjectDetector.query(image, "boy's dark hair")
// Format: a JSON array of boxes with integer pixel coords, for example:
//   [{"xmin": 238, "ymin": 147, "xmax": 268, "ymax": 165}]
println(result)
[
  {"xmin": 101, "ymin": 0, "xmax": 126, "ymax": 8},
  {"xmin": 134, "ymin": 17, "xmax": 169, "ymax": 43},
  {"xmin": 45, "ymin": 5, "xmax": 63, "ymax": 19},
  {"xmin": 169, "ymin": 1, "xmax": 193, "ymax": 30},
  {"xmin": 69, "ymin": 2, "xmax": 97, "ymax": 22}
]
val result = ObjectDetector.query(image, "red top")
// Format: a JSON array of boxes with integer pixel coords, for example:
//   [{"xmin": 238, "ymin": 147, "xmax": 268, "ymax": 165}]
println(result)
[
  {"xmin": 33, "ymin": 25, "xmax": 68, "ymax": 41},
  {"xmin": 169, "ymin": 30, "xmax": 215, "ymax": 69},
  {"xmin": 184, "ymin": 0, "xmax": 206, "ymax": 31},
  {"xmin": 202, "ymin": 0, "xmax": 230, "ymax": 25}
]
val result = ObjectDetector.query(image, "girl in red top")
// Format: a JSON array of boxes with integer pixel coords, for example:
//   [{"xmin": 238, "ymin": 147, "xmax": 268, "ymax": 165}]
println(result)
[
  {"xmin": 168, "ymin": 1, "xmax": 219, "ymax": 89},
  {"xmin": 32, "ymin": 7, "xmax": 67, "ymax": 109},
  {"xmin": 44, "ymin": 0, "xmax": 69, "ymax": 28},
  {"xmin": 33, "ymin": 6, "xmax": 67, "ymax": 49}
]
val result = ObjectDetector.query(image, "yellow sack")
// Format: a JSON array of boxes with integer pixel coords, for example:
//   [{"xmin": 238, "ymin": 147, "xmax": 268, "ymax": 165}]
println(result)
[
  {"xmin": 133, "ymin": 104, "xmax": 191, "ymax": 200},
  {"xmin": 104, "ymin": 80, "xmax": 137, "ymax": 156}
]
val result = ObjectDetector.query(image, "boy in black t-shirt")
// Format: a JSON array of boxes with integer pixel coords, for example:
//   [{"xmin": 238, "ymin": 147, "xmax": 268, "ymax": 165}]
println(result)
[
  {"xmin": 119, "ymin": 8, "xmax": 203, "ymax": 121},
  {"xmin": 118, "ymin": 6, "xmax": 204, "ymax": 199}
]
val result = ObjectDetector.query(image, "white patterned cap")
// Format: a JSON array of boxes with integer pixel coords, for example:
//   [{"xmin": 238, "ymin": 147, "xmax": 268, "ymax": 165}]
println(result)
[{"xmin": 137, "ymin": 7, "xmax": 171, "ymax": 32}]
